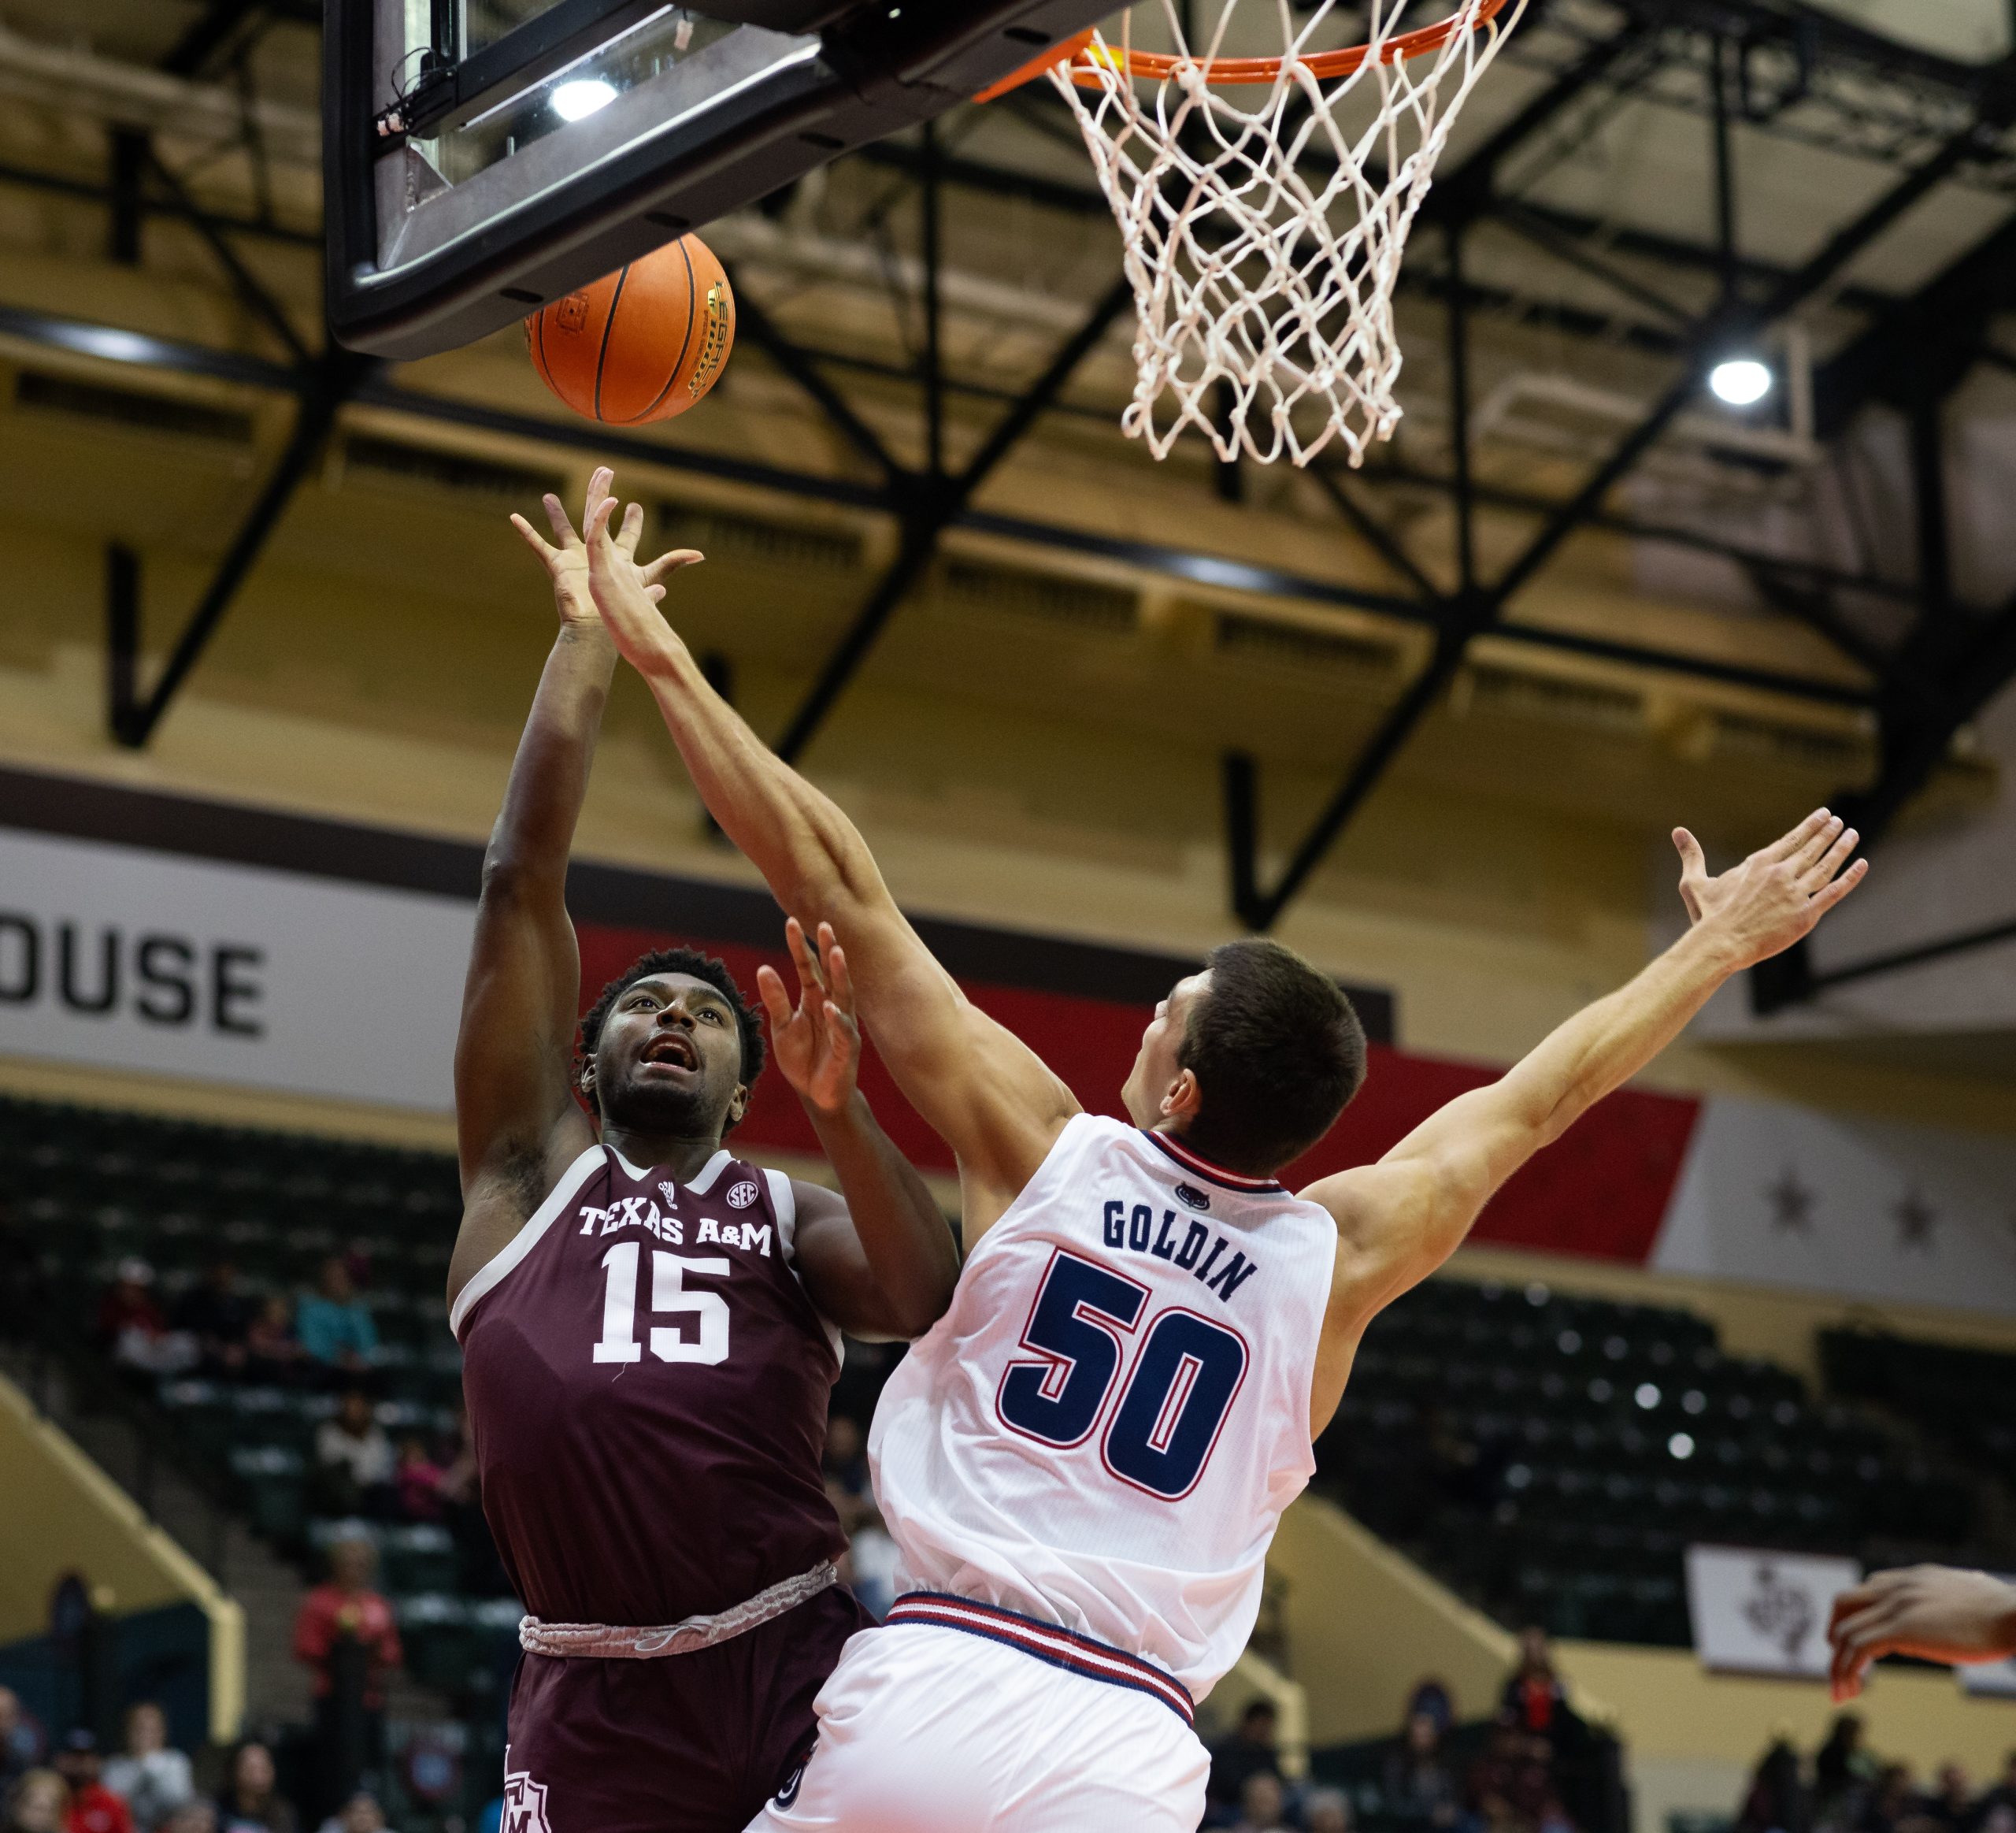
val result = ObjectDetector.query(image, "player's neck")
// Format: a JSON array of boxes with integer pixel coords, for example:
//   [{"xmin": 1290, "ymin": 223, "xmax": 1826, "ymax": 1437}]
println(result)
[{"xmin": 599, "ymin": 1123, "xmax": 728, "ymax": 1182}]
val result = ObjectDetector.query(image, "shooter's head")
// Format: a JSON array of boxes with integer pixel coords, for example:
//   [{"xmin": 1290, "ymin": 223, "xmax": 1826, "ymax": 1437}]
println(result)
[
  {"xmin": 1122, "ymin": 937, "xmax": 1365, "ymax": 1178},
  {"xmin": 578, "ymin": 948, "xmax": 765, "ymax": 1141}
]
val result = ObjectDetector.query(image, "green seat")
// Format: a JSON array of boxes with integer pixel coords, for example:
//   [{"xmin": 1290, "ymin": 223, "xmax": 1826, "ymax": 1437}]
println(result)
[
  {"xmin": 229, "ymin": 1445, "xmax": 306, "ymax": 1542},
  {"xmin": 380, "ymin": 1524, "xmax": 459, "ymax": 1594},
  {"xmin": 397, "ymin": 1594, "xmax": 476, "ymax": 1691}
]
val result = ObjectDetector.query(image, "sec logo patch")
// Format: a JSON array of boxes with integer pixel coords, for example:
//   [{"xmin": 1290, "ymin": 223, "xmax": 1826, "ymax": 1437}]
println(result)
[{"xmin": 727, "ymin": 1180, "xmax": 760, "ymax": 1210}]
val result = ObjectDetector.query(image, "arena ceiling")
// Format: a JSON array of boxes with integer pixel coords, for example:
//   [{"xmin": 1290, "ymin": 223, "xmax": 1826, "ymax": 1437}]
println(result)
[{"xmin": 5, "ymin": 0, "xmax": 2016, "ymax": 993}]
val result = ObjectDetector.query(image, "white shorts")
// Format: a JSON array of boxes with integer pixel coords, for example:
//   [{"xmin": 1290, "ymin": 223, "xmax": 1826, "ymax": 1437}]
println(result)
[{"xmin": 743, "ymin": 1603, "xmax": 1209, "ymax": 1833}]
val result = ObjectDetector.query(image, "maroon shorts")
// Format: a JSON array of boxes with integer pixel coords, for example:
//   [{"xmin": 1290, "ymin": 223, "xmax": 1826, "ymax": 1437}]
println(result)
[{"xmin": 501, "ymin": 1584, "xmax": 873, "ymax": 1833}]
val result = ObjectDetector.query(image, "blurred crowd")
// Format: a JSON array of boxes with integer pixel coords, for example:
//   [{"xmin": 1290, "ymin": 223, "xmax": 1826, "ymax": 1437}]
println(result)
[
  {"xmin": 97, "ymin": 1256, "xmax": 382, "ymax": 1389},
  {"xmin": 0, "ymin": 1697, "xmax": 398, "ymax": 1833},
  {"xmin": 1200, "ymin": 1631, "xmax": 1603, "ymax": 1833},
  {"xmin": 1737, "ymin": 1717, "xmax": 2016, "ymax": 1833}
]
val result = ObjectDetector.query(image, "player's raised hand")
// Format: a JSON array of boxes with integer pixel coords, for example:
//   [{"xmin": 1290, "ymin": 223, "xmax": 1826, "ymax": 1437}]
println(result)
[
  {"xmin": 518, "ymin": 466, "xmax": 700, "ymax": 633},
  {"xmin": 1828, "ymin": 1565, "xmax": 2016, "ymax": 1701},
  {"xmin": 1671, "ymin": 807, "xmax": 1867, "ymax": 969},
  {"xmin": 583, "ymin": 484, "xmax": 700, "ymax": 677},
  {"xmin": 756, "ymin": 918, "xmax": 862, "ymax": 1119}
]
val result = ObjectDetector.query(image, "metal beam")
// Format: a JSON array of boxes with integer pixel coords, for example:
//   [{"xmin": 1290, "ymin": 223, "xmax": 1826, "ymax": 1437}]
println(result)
[
  {"xmin": 1807, "ymin": 912, "xmax": 2016, "ymax": 995},
  {"xmin": 0, "ymin": 300, "xmax": 1874, "ymax": 712},
  {"xmin": 109, "ymin": 351, "xmax": 368, "ymax": 747},
  {"xmin": 774, "ymin": 274, "xmax": 1136, "ymax": 763}
]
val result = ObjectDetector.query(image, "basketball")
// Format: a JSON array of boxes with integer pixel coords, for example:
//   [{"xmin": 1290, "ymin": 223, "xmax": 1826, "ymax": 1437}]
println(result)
[{"xmin": 526, "ymin": 234, "xmax": 736, "ymax": 425}]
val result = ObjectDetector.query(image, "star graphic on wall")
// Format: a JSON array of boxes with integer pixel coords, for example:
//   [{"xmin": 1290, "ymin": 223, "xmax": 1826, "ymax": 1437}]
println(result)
[
  {"xmin": 1894, "ymin": 1188, "xmax": 1938, "ymax": 1252},
  {"xmin": 1763, "ymin": 1167, "xmax": 1815, "ymax": 1234}
]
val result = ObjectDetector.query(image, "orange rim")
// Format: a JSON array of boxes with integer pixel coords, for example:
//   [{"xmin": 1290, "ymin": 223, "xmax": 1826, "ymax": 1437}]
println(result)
[
  {"xmin": 1066, "ymin": 0, "xmax": 1511, "ymax": 88},
  {"xmin": 974, "ymin": 27, "xmax": 1098, "ymax": 102}
]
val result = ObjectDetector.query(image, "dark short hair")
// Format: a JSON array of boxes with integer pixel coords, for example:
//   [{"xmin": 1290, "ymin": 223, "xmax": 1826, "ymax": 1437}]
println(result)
[
  {"xmin": 577, "ymin": 948, "xmax": 766, "ymax": 1115},
  {"xmin": 1177, "ymin": 938, "xmax": 1366, "ymax": 1176}
]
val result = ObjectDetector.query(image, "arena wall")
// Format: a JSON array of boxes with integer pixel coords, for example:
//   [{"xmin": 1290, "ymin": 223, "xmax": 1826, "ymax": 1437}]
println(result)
[{"xmin": 0, "ymin": 1369, "xmax": 244, "ymax": 1742}]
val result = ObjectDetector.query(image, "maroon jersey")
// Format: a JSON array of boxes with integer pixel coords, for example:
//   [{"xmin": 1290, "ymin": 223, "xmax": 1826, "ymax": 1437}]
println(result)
[{"xmin": 454, "ymin": 1143, "xmax": 849, "ymax": 1625}]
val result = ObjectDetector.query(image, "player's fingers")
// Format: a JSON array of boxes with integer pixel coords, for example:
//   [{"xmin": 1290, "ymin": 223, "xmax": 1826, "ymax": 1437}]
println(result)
[
  {"xmin": 1807, "ymin": 858, "xmax": 1869, "ymax": 918},
  {"xmin": 823, "ymin": 999, "xmax": 859, "ymax": 1047},
  {"xmin": 509, "ymin": 513, "xmax": 556, "ymax": 563},
  {"xmin": 585, "ymin": 494, "xmax": 620, "ymax": 549},
  {"xmin": 754, "ymin": 963, "xmax": 791, "ymax": 1029},
  {"xmin": 639, "ymin": 548, "xmax": 705, "ymax": 586},
  {"xmin": 785, "ymin": 916, "xmax": 825, "ymax": 997},
  {"xmin": 616, "ymin": 499, "xmax": 645, "ymax": 557},
  {"xmin": 822, "ymin": 933, "xmax": 855, "ymax": 1015},
  {"xmin": 646, "ymin": 584, "xmax": 665, "ymax": 603},
  {"xmin": 1803, "ymin": 823, "xmax": 1860, "ymax": 889},
  {"xmin": 539, "ymin": 492, "xmax": 577, "ymax": 547},
  {"xmin": 1765, "ymin": 808, "xmax": 1830, "ymax": 864},
  {"xmin": 1791, "ymin": 812, "xmax": 1845, "ymax": 874}
]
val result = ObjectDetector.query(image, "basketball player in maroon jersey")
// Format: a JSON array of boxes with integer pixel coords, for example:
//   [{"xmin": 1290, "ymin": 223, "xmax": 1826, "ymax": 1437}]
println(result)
[{"xmin": 446, "ymin": 471, "xmax": 959, "ymax": 1833}]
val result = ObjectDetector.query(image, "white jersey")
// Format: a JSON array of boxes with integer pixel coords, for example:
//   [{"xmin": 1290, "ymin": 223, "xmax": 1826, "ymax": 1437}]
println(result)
[{"xmin": 869, "ymin": 1113, "xmax": 1338, "ymax": 1700}]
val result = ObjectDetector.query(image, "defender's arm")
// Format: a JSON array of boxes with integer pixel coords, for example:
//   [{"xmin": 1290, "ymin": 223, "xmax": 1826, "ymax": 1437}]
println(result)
[
  {"xmin": 764, "ymin": 921, "xmax": 960, "ymax": 1338},
  {"xmin": 583, "ymin": 489, "xmax": 1078, "ymax": 1239},
  {"xmin": 450, "ymin": 474, "xmax": 698, "ymax": 1306},
  {"xmin": 1299, "ymin": 810, "xmax": 1867, "ymax": 1434}
]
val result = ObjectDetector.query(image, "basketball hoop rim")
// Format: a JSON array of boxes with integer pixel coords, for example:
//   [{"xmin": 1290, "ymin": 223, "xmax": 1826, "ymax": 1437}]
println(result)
[{"xmin": 973, "ymin": 0, "xmax": 1512, "ymax": 102}]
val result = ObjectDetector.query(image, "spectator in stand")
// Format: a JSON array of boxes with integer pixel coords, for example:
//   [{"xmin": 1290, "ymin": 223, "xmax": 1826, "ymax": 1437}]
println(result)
[
  {"xmin": 1503, "ymin": 1627, "xmax": 1572, "ymax": 1737},
  {"xmin": 213, "ymin": 1745, "xmax": 295, "ymax": 1833},
  {"xmin": 1816, "ymin": 1716, "xmax": 1875, "ymax": 1827},
  {"xmin": 243, "ymin": 1299, "xmax": 306, "ymax": 1385},
  {"xmin": 392, "ymin": 1438, "xmax": 443, "ymax": 1524},
  {"xmin": 822, "ymin": 1413, "xmax": 869, "ymax": 1503},
  {"xmin": 312, "ymin": 1393, "xmax": 395, "ymax": 1519},
  {"xmin": 1306, "ymin": 1789, "xmax": 1354, "ymax": 1833},
  {"xmin": 1924, "ymin": 1766, "xmax": 1973, "ymax": 1833},
  {"xmin": 1231, "ymin": 1773, "xmax": 1290, "ymax": 1833},
  {"xmin": 4, "ymin": 1771, "xmax": 66, "ymax": 1833},
  {"xmin": 160, "ymin": 1808, "xmax": 214, "ymax": 1833},
  {"xmin": 1407, "ymin": 1677, "xmax": 1456, "ymax": 1738},
  {"xmin": 0, "ymin": 1690, "xmax": 45, "ymax": 1788},
  {"xmin": 295, "ymin": 1260, "xmax": 377, "ymax": 1377},
  {"xmin": 1859, "ymin": 1767, "xmax": 1936, "ymax": 1833},
  {"xmin": 1386, "ymin": 1709, "xmax": 1462, "ymax": 1828},
  {"xmin": 293, "ymin": 1536, "xmax": 402, "ymax": 1809},
  {"xmin": 1736, "ymin": 1736, "xmax": 1809, "ymax": 1833},
  {"xmin": 170, "ymin": 1264, "xmax": 250, "ymax": 1378},
  {"xmin": 53, "ymin": 1731, "xmax": 131, "ymax": 1833},
  {"xmin": 98, "ymin": 1263, "xmax": 195, "ymax": 1380},
  {"xmin": 1976, "ymin": 1756, "xmax": 2016, "ymax": 1832},
  {"xmin": 312, "ymin": 1795, "xmax": 390, "ymax": 1833},
  {"xmin": 100, "ymin": 1705, "xmax": 192, "ymax": 1833},
  {"xmin": 1206, "ymin": 1701, "xmax": 1282, "ymax": 1828}
]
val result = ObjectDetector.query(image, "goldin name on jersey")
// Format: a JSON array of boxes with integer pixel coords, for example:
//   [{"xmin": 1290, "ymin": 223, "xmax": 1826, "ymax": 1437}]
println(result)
[{"xmin": 1101, "ymin": 1200, "xmax": 1259, "ymax": 1305}]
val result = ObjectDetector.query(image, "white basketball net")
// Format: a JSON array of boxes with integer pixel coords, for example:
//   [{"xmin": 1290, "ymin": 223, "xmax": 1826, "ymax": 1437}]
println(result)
[{"xmin": 1052, "ymin": 0, "xmax": 1523, "ymax": 467}]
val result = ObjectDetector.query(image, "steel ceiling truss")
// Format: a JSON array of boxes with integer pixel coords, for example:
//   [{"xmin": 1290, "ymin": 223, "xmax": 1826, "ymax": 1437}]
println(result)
[{"xmin": 2, "ymin": 0, "xmax": 2015, "ymax": 987}]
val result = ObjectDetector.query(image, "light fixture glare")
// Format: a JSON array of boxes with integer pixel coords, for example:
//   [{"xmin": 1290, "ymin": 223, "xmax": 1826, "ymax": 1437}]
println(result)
[
  {"xmin": 551, "ymin": 78, "xmax": 618, "ymax": 121},
  {"xmin": 1709, "ymin": 357, "xmax": 1773, "ymax": 407}
]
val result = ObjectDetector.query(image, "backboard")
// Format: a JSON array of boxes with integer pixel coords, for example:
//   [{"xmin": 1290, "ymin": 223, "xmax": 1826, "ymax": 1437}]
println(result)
[{"xmin": 325, "ymin": 0, "xmax": 1114, "ymax": 360}]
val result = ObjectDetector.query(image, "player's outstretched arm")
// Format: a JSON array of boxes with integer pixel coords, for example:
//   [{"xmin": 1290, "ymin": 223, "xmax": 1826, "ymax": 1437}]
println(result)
[
  {"xmin": 1299, "ymin": 808, "xmax": 1867, "ymax": 1432},
  {"xmin": 580, "ymin": 483, "xmax": 1079, "ymax": 1237},
  {"xmin": 760, "ymin": 918, "xmax": 960, "ymax": 1338},
  {"xmin": 450, "ymin": 471, "xmax": 700, "ymax": 1306},
  {"xmin": 1828, "ymin": 1565, "xmax": 2016, "ymax": 1701}
]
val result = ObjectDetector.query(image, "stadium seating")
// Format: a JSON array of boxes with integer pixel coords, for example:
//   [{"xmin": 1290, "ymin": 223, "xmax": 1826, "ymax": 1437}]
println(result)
[
  {"xmin": 2, "ymin": 1088, "xmax": 2007, "ymax": 1679},
  {"xmin": 1316, "ymin": 1278, "xmax": 1998, "ymax": 1646}
]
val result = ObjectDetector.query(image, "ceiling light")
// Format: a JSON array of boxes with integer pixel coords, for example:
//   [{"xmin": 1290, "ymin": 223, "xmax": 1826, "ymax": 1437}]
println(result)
[
  {"xmin": 1667, "ymin": 1431, "xmax": 1695, "ymax": 1460},
  {"xmin": 1708, "ymin": 358, "xmax": 1773, "ymax": 407},
  {"xmin": 551, "ymin": 79, "xmax": 618, "ymax": 121}
]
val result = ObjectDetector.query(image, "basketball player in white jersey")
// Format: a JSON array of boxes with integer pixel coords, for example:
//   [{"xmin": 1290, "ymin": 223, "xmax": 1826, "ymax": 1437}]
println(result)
[{"xmin": 576, "ymin": 479, "xmax": 1868, "ymax": 1832}]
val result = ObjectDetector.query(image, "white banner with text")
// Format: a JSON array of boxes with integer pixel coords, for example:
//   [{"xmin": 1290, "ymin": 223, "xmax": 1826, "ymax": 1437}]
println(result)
[{"xmin": 0, "ymin": 828, "xmax": 473, "ymax": 1111}]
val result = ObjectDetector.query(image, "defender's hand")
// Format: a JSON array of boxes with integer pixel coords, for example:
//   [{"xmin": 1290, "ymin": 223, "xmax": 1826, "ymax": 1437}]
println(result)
[
  {"xmin": 757, "ymin": 919, "xmax": 862, "ymax": 1119},
  {"xmin": 584, "ymin": 488, "xmax": 699, "ymax": 677},
  {"xmin": 1829, "ymin": 1566, "xmax": 2016, "ymax": 1701},
  {"xmin": 514, "ymin": 466, "xmax": 699, "ymax": 629},
  {"xmin": 1672, "ymin": 807, "xmax": 1867, "ymax": 970}
]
